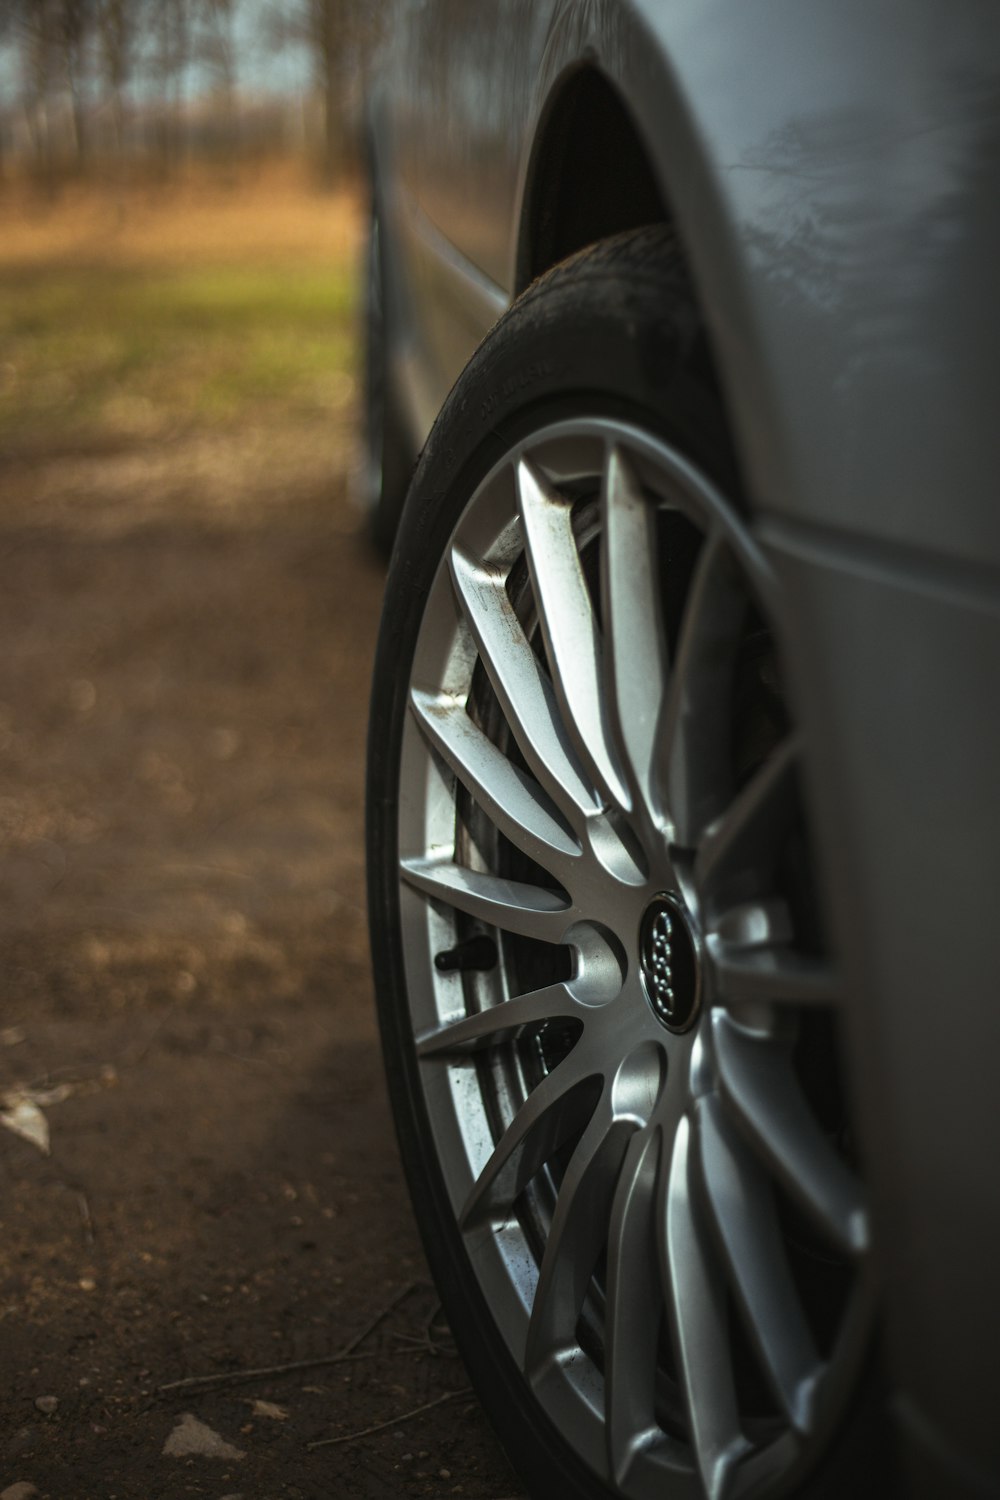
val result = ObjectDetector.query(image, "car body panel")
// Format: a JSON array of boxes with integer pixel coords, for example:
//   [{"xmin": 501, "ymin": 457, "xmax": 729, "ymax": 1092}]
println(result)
[
  {"xmin": 374, "ymin": 0, "xmax": 1000, "ymax": 565},
  {"xmin": 369, "ymin": 4, "xmax": 1000, "ymax": 1493}
]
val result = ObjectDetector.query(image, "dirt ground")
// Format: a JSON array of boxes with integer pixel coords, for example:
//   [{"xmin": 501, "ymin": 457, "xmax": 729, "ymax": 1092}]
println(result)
[{"xmin": 0, "ymin": 181, "xmax": 523, "ymax": 1498}]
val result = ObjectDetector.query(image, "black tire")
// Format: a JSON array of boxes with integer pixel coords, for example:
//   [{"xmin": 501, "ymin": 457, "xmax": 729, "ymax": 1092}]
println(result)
[
  {"xmin": 362, "ymin": 200, "xmax": 414, "ymax": 557},
  {"xmin": 366, "ymin": 227, "xmax": 898, "ymax": 1500}
]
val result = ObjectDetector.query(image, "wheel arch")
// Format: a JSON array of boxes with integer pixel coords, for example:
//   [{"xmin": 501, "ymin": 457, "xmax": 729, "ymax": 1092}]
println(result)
[{"xmin": 515, "ymin": 65, "xmax": 672, "ymax": 291}]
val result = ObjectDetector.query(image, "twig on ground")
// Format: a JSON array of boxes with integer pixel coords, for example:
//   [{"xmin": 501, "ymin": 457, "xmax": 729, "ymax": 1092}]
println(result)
[
  {"xmin": 158, "ymin": 1349, "xmax": 380, "ymax": 1393},
  {"xmin": 77, "ymin": 1190, "xmax": 95, "ymax": 1246},
  {"xmin": 386, "ymin": 1315, "xmax": 455, "ymax": 1359},
  {"xmin": 338, "ymin": 1279, "xmax": 427, "ymax": 1359},
  {"xmin": 387, "ymin": 1330, "xmax": 430, "ymax": 1349},
  {"xmin": 306, "ymin": 1386, "xmax": 472, "ymax": 1450},
  {"xmin": 424, "ymin": 1299, "xmax": 451, "ymax": 1355},
  {"xmin": 123, "ymin": 1011, "xmax": 172, "ymax": 1068},
  {"xmin": 157, "ymin": 1279, "xmax": 428, "ymax": 1394}
]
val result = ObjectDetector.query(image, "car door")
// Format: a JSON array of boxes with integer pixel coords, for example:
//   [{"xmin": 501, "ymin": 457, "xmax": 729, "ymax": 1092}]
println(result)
[{"xmin": 385, "ymin": 0, "xmax": 558, "ymax": 414}]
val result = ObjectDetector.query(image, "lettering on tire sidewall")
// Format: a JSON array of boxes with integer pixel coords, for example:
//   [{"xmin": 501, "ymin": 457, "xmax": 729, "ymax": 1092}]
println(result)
[{"xmin": 479, "ymin": 359, "xmax": 558, "ymax": 423}]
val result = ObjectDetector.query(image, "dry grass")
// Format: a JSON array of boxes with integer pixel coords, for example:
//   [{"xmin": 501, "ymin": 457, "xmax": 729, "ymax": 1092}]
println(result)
[
  {"xmin": 0, "ymin": 161, "xmax": 363, "ymax": 453},
  {"xmin": 0, "ymin": 159, "xmax": 362, "ymax": 270}
]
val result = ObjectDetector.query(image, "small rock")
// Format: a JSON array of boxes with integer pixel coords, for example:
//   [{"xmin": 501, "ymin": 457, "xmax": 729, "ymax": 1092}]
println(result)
[
  {"xmin": 2, "ymin": 1484, "xmax": 39, "ymax": 1500},
  {"xmin": 69, "ymin": 679, "xmax": 97, "ymax": 713},
  {"xmin": 34, "ymin": 1396, "xmax": 58, "ymax": 1416},
  {"xmin": 79, "ymin": 1277, "xmax": 97, "ymax": 1293},
  {"xmin": 163, "ymin": 1413, "xmax": 245, "ymax": 1461},
  {"xmin": 439, "ymin": 1470, "xmax": 451, "ymax": 1480}
]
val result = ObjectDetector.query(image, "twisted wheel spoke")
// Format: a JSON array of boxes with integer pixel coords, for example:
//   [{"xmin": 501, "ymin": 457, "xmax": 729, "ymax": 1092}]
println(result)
[
  {"xmin": 712, "ymin": 1014, "xmax": 868, "ymax": 1255},
  {"xmin": 517, "ymin": 458, "xmax": 629, "ymax": 811},
  {"xmin": 604, "ymin": 1126, "xmax": 663, "ymax": 1486},
  {"xmin": 417, "ymin": 982, "xmax": 582, "ymax": 1057},
  {"xmin": 601, "ymin": 447, "xmax": 668, "ymax": 822},
  {"xmin": 665, "ymin": 1117, "xmax": 750, "ymax": 1500},
  {"xmin": 696, "ymin": 735, "xmax": 800, "ymax": 897},
  {"xmin": 460, "ymin": 1053, "xmax": 600, "ymax": 1230},
  {"xmin": 524, "ymin": 1104, "xmax": 632, "ymax": 1378},
  {"xmin": 449, "ymin": 547, "xmax": 598, "ymax": 827},
  {"xmin": 400, "ymin": 859, "xmax": 570, "ymax": 944},
  {"xmin": 709, "ymin": 943, "xmax": 839, "ymax": 1008},
  {"xmin": 697, "ymin": 1096, "xmax": 824, "ymax": 1433},
  {"xmin": 659, "ymin": 535, "xmax": 746, "ymax": 846},
  {"xmin": 410, "ymin": 689, "xmax": 580, "ymax": 877}
]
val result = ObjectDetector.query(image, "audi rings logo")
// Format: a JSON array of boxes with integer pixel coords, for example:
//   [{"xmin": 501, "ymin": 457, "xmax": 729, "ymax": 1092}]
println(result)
[
  {"xmin": 646, "ymin": 907, "xmax": 675, "ymax": 1016},
  {"xmin": 639, "ymin": 894, "xmax": 700, "ymax": 1032}
]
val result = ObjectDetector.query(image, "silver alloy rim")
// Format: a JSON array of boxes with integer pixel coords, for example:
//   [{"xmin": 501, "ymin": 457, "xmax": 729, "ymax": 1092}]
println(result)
[{"xmin": 397, "ymin": 419, "xmax": 872, "ymax": 1500}]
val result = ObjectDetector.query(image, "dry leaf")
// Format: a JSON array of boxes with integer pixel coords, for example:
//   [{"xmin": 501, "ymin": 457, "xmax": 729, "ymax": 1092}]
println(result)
[
  {"xmin": 248, "ymin": 1399, "xmax": 288, "ymax": 1421},
  {"xmin": 163, "ymin": 1413, "xmax": 245, "ymax": 1461},
  {"xmin": 0, "ymin": 1083, "xmax": 74, "ymax": 1156},
  {"xmin": 0, "ymin": 1099, "xmax": 50, "ymax": 1155},
  {"xmin": 25, "ymin": 1084, "xmax": 72, "ymax": 1108}
]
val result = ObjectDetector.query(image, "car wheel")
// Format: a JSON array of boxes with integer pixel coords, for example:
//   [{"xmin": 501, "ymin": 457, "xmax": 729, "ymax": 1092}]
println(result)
[
  {"xmin": 367, "ymin": 228, "xmax": 893, "ymax": 1499},
  {"xmin": 362, "ymin": 201, "xmax": 412, "ymax": 556}
]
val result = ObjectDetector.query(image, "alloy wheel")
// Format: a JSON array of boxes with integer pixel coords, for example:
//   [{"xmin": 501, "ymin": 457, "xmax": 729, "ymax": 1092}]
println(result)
[{"xmin": 396, "ymin": 417, "xmax": 872, "ymax": 1500}]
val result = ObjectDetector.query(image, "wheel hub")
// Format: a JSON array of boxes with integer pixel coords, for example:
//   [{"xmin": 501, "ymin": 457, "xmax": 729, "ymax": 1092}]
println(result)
[{"xmin": 638, "ymin": 891, "xmax": 702, "ymax": 1033}]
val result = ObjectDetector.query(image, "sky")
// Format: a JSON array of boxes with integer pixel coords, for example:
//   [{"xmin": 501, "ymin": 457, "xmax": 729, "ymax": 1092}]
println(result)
[{"xmin": 0, "ymin": 1, "xmax": 315, "ymax": 113}]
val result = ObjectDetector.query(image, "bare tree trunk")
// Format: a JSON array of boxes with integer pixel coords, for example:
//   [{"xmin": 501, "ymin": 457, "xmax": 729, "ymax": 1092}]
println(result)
[
  {"xmin": 24, "ymin": 0, "xmax": 57, "ymax": 185},
  {"xmin": 319, "ymin": 0, "xmax": 340, "ymax": 186},
  {"xmin": 61, "ymin": 0, "xmax": 93, "ymax": 171},
  {"xmin": 98, "ymin": 0, "xmax": 133, "ymax": 174},
  {"xmin": 68, "ymin": 67, "xmax": 89, "ymax": 168}
]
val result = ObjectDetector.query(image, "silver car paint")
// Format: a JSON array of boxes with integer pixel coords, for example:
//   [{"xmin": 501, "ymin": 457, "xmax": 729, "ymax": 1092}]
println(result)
[{"xmin": 370, "ymin": 4, "xmax": 1000, "ymax": 1493}]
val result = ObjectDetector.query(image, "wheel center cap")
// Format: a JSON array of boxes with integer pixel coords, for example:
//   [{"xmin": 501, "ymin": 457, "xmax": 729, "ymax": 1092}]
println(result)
[{"xmin": 639, "ymin": 893, "xmax": 701, "ymax": 1033}]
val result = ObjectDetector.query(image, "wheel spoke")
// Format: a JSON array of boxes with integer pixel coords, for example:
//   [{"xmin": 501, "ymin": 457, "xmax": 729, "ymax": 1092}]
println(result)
[
  {"xmin": 517, "ymin": 458, "xmax": 629, "ymax": 811},
  {"xmin": 410, "ymin": 689, "xmax": 581, "ymax": 877},
  {"xmin": 400, "ymin": 858, "xmax": 570, "ymax": 944},
  {"xmin": 664, "ymin": 1117, "xmax": 750, "ymax": 1500},
  {"xmin": 708, "ymin": 942, "xmax": 839, "ymax": 1008},
  {"xmin": 712, "ymin": 1013, "xmax": 868, "ymax": 1255},
  {"xmin": 450, "ymin": 547, "xmax": 598, "ymax": 827},
  {"xmin": 460, "ymin": 1053, "xmax": 601, "ymax": 1230},
  {"xmin": 604, "ymin": 1126, "xmax": 663, "ymax": 1486},
  {"xmin": 712, "ymin": 897, "xmax": 794, "ymax": 952},
  {"xmin": 600, "ymin": 446, "xmax": 668, "ymax": 823},
  {"xmin": 658, "ymin": 534, "xmax": 746, "ymax": 846},
  {"xmin": 417, "ymin": 982, "xmax": 581, "ymax": 1057},
  {"xmin": 524, "ymin": 1104, "xmax": 632, "ymax": 1378},
  {"xmin": 696, "ymin": 1096, "xmax": 824, "ymax": 1433},
  {"xmin": 696, "ymin": 735, "xmax": 800, "ymax": 896}
]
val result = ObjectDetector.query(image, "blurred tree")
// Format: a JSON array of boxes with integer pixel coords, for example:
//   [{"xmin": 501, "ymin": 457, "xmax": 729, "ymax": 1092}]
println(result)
[
  {"xmin": 95, "ymin": 0, "xmax": 138, "ymax": 160},
  {"xmin": 198, "ymin": 0, "xmax": 237, "ymax": 154},
  {"xmin": 262, "ymin": 0, "xmax": 382, "ymax": 183},
  {"xmin": 3, "ymin": 0, "xmax": 59, "ymax": 176},
  {"xmin": 151, "ymin": 0, "xmax": 190, "ymax": 170},
  {"xmin": 59, "ymin": 0, "xmax": 94, "ymax": 165}
]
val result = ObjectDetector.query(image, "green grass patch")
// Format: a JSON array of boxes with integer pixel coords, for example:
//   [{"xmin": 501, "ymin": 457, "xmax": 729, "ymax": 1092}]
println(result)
[{"xmin": 0, "ymin": 261, "xmax": 358, "ymax": 450}]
